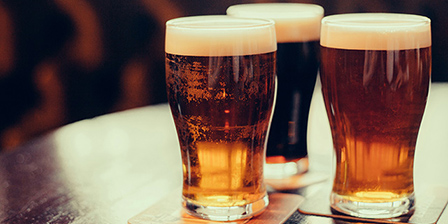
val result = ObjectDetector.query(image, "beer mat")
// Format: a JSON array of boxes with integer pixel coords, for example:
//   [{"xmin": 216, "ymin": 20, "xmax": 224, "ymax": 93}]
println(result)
[
  {"xmin": 265, "ymin": 171, "xmax": 329, "ymax": 191},
  {"xmin": 298, "ymin": 186, "xmax": 448, "ymax": 224},
  {"xmin": 128, "ymin": 192, "xmax": 304, "ymax": 224}
]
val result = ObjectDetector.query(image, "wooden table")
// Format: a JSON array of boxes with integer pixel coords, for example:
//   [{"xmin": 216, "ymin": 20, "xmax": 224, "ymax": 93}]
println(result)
[{"xmin": 1, "ymin": 82, "xmax": 447, "ymax": 223}]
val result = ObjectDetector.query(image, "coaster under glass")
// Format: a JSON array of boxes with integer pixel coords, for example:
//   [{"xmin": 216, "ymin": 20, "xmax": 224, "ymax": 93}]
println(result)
[
  {"xmin": 182, "ymin": 194, "xmax": 269, "ymax": 221},
  {"xmin": 299, "ymin": 185, "xmax": 448, "ymax": 224},
  {"xmin": 330, "ymin": 191, "xmax": 415, "ymax": 219}
]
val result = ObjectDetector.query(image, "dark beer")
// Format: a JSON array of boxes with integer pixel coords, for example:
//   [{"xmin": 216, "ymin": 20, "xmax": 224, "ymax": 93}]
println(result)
[
  {"xmin": 227, "ymin": 3, "xmax": 323, "ymax": 177},
  {"xmin": 320, "ymin": 13, "xmax": 431, "ymax": 218},
  {"xmin": 165, "ymin": 15, "xmax": 276, "ymax": 221},
  {"xmin": 267, "ymin": 41, "xmax": 319, "ymax": 162}
]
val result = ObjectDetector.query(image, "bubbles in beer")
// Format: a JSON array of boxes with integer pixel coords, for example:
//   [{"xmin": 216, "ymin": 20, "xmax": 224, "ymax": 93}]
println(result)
[
  {"xmin": 166, "ymin": 52, "xmax": 276, "ymax": 207},
  {"xmin": 165, "ymin": 15, "xmax": 276, "ymax": 220},
  {"xmin": 320, "ymin": 14, "xmax": 431, "ymax": 218}
]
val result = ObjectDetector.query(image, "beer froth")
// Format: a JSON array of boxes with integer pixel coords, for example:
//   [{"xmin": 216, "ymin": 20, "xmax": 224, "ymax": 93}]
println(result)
[
  {"xmin": 165, "ymin": 16, "xmax": 276, "ymax": 56},
  {"xmin": 227, "ymin": 3, "xmax": 323, "ymax": 43},
  {"xmin": 321, "ymin": 13, "xmax": 431, "ymax": 50}
]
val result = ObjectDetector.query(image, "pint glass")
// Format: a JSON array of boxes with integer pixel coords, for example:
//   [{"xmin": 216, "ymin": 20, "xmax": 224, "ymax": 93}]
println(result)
[
  {"xmin": 165, "ymin": 16, "xmax": 277, "ymax": 221},
  {"xmin": 227, "ymin": 3, "xmax": 323, "ymax": 178},
  {"xmin": 320, "ymin": 13, "xmax": 431, "ymax": 218}
]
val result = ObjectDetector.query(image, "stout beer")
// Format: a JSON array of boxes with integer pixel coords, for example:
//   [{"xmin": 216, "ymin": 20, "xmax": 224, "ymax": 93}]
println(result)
[
  {"xmin": 227, "ymin": 3, "xmax": 324, "ymax": 178},
  {"xmin": 165, "ymin": 16, "xmax": 276, "ymax": 221},
  {"xmin": 320, "ymin": 13, "xmax": 431, "ymax": 218}
]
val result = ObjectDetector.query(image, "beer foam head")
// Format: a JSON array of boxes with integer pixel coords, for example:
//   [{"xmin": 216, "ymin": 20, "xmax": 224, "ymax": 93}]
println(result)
[
  {"xmin": 165, "ymin": 15, "xmax": 276, "ymax": 56},
  {"xmin": 227, "ymin": 3, "xmax": 323, "ymax": 43},
  {"xmin": 321, "ymin": 13, "xmax": 431, "ymax": 50}
]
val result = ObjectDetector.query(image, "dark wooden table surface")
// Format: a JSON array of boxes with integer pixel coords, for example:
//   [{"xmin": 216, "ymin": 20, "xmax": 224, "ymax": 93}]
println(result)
[{"xmin": 1, "ymin": 82, "xmax": 447, "ymax": 224}]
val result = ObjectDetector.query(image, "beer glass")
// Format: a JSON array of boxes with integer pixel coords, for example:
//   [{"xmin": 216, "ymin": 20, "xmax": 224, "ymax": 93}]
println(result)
[
  {"xmin": 165, "ymin": 16, "xmax": 277, "ymax": 221},
  {"xmin": 320, "ymin": 13, "xmax": 431, "ymax": 218},
  {"xmin": 227, "ymin": 3, "xmax": 324, "ymax": 178}
]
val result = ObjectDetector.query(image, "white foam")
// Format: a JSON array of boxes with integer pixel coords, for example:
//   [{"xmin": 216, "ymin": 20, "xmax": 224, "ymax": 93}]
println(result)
[
  {"xmin": 227, "ymin": 3, "xmax": 323, "ymax": 43},
  {"xmin": 165, "ymin": 15, "xmax": 276, "ymax": 56},
  {"xmin": 320, "ymin": 13, "xmax": 431, "ymax": 50}
]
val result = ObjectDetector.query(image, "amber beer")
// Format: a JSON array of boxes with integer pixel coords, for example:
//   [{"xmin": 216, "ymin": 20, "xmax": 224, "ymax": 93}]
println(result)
[
  {"xmin": 227, "ymin": 3, "xmax": 324, "ymax": 178},
  {"xmin": 320, "ymin": 13, "xmax": 431, "ymax": 218},
  {"xmin": 165, "ymin": 16, "xmax": 276, "ymax": 221}
]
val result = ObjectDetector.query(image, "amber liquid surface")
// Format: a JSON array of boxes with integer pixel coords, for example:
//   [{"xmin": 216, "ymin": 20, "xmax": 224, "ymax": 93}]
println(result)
[
  {"xmin": 320, "ymin": 47, "xmax": 431, "ymax": 202},
  {"xmin": 166, "ymin": 52, "xmax": 276, "ymax": 207}
]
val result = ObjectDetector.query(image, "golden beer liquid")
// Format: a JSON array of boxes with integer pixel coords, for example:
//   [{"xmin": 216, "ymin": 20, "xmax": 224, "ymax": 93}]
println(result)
[
  {"xmin": 320, "ymin": 14, "xmax": 431, "ymax": 216},
  {"xmin": 165, "ymin": 16, "xmax": 276, "ymax": 220},
  {"xmin": 320, "ymin": 47, "xmax": 431, "ymax": 202},
  {"xmin": 166, "ymin": 52, "xmax": 276, "ymax": 207}
]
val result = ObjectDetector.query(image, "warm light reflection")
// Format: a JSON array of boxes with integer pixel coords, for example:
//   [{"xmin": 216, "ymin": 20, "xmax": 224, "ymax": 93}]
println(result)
[
  {"xmin": 71, "ymin": 131, "xmax": 94, "ymax": 156},
  {"xmin": 53, "ymin": 117, "xmax": 142, "ymax": 221},
  {"xmin": 53, "ymin": 117, "xmax": 134, "ymax": 183},
  {"xmin": 102, "ymin": 127, "xmax": 131, "ymax": 156},
  {"xmin": 52, "ymin": 105, "xmax": 183, "ymax": 223}
]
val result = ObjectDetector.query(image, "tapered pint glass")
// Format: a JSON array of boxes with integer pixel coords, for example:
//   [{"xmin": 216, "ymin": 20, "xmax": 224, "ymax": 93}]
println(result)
[
  {"xmin": 165, "ymin": 16, "xmax": 277, "ymax": 221},
  {"xmin": 320, "ymin": 13, "xmax": 431, "ymax": 218},
  {"xmin": 227, "ymin": 3, "xmax": 323, "ymax": 178}
]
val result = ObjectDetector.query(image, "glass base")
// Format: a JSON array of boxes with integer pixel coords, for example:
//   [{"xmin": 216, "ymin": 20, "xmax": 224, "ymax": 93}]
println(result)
[
  {"xmin": 330, "ymin": 192, "xmax": 415, "ymax": 219},
  {"xmin": 264, "ymin": 157, "xmax": 309, "ymax": 179},
  {"xmin": 182, "ymin": 194, "xmax": 269, "ymax": 221}
]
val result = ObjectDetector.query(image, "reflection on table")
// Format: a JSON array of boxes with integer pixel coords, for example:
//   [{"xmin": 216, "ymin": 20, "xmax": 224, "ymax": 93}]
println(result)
[{"xmin": 0, "ymin": 82, "xmax": 446, "ymax": 223}]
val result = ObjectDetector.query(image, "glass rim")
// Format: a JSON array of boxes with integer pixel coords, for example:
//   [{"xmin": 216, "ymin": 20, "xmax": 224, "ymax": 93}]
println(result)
[
  {"xmin": 227, "ymin": 3, "xmax": 323, "ymax": 43},
  {"xmin": 322, "ymin": 13, "xmax": 430, "ymax": 29},
  {"xmin": 320, "ymin": 13, "xmax": 431, "ymax": 50},
  {"xmin": 226, "ymin": 3, "xmax": 324, "ymax": 20},
  {"xmin": 165, "ymin": 15, "xmax": 277, "ymax": 56},
  {"xmin": 166, "ymin": 15, "xmax": 275, "ymax": 31}
]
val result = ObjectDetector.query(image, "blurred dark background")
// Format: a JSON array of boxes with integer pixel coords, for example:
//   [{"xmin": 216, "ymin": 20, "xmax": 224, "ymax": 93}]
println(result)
[{"xmin": 0, "ymin": 0, "xmax": 446, "ymax": 150}]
